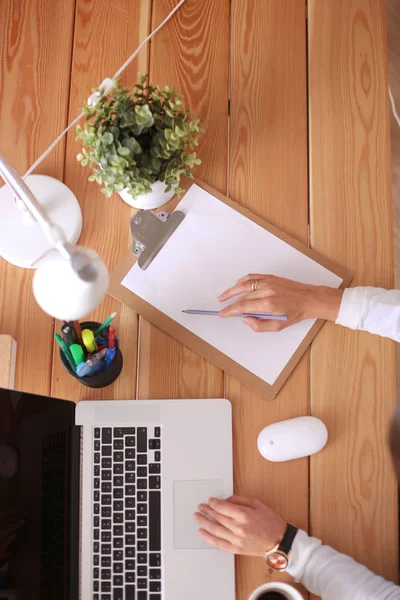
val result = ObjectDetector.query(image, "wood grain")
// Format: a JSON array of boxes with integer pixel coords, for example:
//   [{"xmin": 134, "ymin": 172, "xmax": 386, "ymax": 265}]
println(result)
[
  {"xmin": 1, "ymin": 1, "xmax": 397, "ymax": 597},
  {"xmin": 308, "ymin": 0, "xmax": 398, "ymax": 587},
  {"xmin": 0, "ymin": 0, "xmax": 76, "ymax": 395},
  {"xmin": 149, "ymin": 0, "xmax": 230, "ymax": 195},
  {"xmin": 387, "ymin": 0, "xmax": 400, "ymax": 292},
  {"xmin": 137, "ymin": 0, "xmax": 229, "ymax": 402},
  {"xmin": 387, "ymin": 0, "xmax": 400, "ymax": 403},
  {"xmin": 229, "ymin": 1, "xmax": 309, "ymax": 598},
  {"xmin": 51, "ymin": 0, "xmax": 152, "ymax": 402}
]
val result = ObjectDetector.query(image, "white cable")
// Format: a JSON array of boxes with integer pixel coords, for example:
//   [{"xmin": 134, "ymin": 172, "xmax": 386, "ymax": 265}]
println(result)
[
  {"xmin": 113, "ymin": 0, "xmax": 187, "ymax": 80},
  {"xmin": 389, "ymin": 85, "xmax": 400, "ymax": 129},
  {"xmin": 23, "ymin": 112, "xmax": 84, "ymax": 178},
  {"xmin": 22, "ymin": 0, "xmax": 187, "ymax": 179}
]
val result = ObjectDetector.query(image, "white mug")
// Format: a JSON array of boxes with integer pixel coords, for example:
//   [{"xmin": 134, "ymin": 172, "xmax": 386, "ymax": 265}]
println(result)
[{"xmin": 248, "ymin": 582, "xmax": 304, "ymax": 600}]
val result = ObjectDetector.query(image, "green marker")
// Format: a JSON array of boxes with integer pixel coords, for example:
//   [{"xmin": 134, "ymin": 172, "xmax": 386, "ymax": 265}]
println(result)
[
  {"xmin": 69, "ymin": 343, "xmax": 85, "ymax": 367},
  {"xmin": 55, "ymin": 333, "xmax": 76, "ymax": 372},
  {"xmin": 94, "ymin": 311, "xmax": 117, "ymax": 337}
]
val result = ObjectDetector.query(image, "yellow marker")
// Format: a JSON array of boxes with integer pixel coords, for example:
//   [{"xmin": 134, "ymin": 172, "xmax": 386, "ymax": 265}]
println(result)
[{"xmin": 82, "ymin": 329, "xmax": 97, "ymax": 353}]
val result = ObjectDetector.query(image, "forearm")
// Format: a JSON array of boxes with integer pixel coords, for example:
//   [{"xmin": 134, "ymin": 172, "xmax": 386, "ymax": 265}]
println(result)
[
  {"xmin": 335, "ymin": 287, "xmax": 400, "ymax": 342},
  {"xmin": 288, "ymin": 530, "xmax": 400, "ymax": 600}
]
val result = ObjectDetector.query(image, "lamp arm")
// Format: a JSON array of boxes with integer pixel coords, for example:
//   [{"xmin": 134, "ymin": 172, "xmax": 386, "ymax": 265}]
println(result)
[{"xmin": 0, "ymin": 153, "xmax": 73, "ymax": 261}]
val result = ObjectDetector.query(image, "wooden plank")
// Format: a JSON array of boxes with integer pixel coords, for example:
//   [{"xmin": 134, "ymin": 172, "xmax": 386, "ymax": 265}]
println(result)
[
  {"xmin": 137, "ymin": 0, "xmax": 229, "ymax": 401},
  {"xmin": 308, "ymin": 0, "xmax": 398, "ymax": 587},
  {"xmin": 51, "ymin": 0, "xmax": 152, "ymax": 402},
  {"xmin": 229, "ymin": 1, "xmax": 309, "ymax": 598},
  {"xmin": 0, "ymin": 0, "xmax": 76, "ymax": 395}
]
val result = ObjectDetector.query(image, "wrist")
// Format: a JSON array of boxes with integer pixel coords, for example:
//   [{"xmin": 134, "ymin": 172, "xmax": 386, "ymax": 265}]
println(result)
[
  {"xmin": 308, "ymin": 286, "xmax": 344, "ymax": 321},
  {"xmin": 260, "ymin": 518, "xmax": 287, "ymax": 557},
  {"xmin": 264, "ymin": 522, "xmax": 298, "ymax": 571}
]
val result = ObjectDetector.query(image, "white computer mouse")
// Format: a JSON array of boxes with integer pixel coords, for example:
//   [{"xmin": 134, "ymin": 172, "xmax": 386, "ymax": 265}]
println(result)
[{"xmin": 257, "ymin": 416, "xmax": 328, "ymax": 462}]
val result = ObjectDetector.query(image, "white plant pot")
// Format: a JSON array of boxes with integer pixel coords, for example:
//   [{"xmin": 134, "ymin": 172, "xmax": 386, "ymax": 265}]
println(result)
[{"xmin": 118, "ymin": 180, "xmax": 177, "ymax": 210}]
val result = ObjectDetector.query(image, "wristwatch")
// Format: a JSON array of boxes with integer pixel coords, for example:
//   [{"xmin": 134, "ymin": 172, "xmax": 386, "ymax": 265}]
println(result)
[{"xmin": 264, "ymin": 523, "xmax": 298, "ymax": 571}]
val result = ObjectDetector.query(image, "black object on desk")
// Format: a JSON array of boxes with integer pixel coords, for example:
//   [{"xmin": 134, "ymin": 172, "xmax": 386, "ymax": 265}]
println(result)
[
  {"xmin": 0, "ymin": 387, "xmax": 79, "ymax": 599},
  {"xmin": 59, "ymin": 321, "xmax": 123, "ymax": 388},
  {"xmin": 258, "ymin": 593, "xmax": 287, "ymax": 600}
]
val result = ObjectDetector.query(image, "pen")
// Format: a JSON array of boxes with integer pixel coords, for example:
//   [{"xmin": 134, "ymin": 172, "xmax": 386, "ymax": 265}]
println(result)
[
  {"xmin": 76, "ymin": 356, "xmax": 106, "ymax": 378},
  {"xmin": 69, "ymin": 343, "xmax": 85, "ymax": 367},
  {"xmin": 105, "ymin": 347, "xmax": 116, "ymax": 368},
  {"xmin": 82, "ymin": 329, "xmax": 98, "ymax": 353},
  {"xmin": 94, "ymin": 312, "xmax": 117, "ymax": 337},
  {"xmin": 61, "ymin": 322, "xmax": 78, "ymax": 347},
  {"xmin": 72, "ymin": 320, "xmax": 84, "ymax": 347},
  {"xmin": 182, "ymin": 310, "xmax": 288, "ymax": 321},
  {"xmin": 55, "ymin": 333, "xmax": 76, "ymax": 372},
  {"xmin": 108, "ymin": 327, "xmax": 115, "ymax": 350}
]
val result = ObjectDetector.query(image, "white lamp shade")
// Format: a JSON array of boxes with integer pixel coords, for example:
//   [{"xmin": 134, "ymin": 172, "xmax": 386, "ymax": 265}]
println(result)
[
  {"xmin": 33, "ymin": 248, "xmax": 109, "ymax": 320},
  {"xmin": 0, "ymin": 174, "xmax": 82, "ymax": 268}
]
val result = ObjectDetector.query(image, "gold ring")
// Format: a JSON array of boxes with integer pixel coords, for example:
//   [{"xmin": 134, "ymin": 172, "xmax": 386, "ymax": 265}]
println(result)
[{"xmin": 251, "ymin": 279, "xmax": 258, "ymax": 292}]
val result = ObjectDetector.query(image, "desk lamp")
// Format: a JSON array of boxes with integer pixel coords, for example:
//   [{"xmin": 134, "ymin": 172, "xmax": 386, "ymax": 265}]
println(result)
[{"xmin": 0, "ymin": 154, "xmax": 109, "ymax": 320}]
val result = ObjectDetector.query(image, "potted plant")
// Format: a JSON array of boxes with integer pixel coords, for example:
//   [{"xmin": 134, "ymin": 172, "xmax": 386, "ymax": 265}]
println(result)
[{"xmin": 76, "ymin": 74, "xmax": 202, "ymax": 209}]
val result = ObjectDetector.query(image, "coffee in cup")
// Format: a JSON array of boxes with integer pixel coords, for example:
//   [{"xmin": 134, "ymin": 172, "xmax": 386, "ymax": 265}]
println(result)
[{"xmin": 248, "ymin": 582, "xmax": 304, "ymax": 600}]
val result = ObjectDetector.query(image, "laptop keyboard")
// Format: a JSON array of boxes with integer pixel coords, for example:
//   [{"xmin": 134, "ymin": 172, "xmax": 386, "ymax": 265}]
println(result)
[{"xmin": 92, "ymin": 426, "xmax": 162, "ymax": 600}]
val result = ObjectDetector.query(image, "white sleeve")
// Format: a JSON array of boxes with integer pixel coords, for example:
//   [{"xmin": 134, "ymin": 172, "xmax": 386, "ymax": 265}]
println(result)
[
  {"xmin": 335, "ymin": 287, "xmax": 400, "ymax": 342},
  {"xmin": 287, "ymin": 530, "xmax": 400, "ymax": 600}
]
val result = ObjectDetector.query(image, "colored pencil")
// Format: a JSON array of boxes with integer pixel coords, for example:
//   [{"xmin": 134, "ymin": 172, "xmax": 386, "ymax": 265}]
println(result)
[
  {"xmin": 55, "ymin": 333, "xmax": 76, "ymax": 372},
  {"xmin": 94, "ymin": 312, "xmax": 118, "ymax": 337},
  {"xmin": 73, "ymin": 320, "xmax": 84, "ymax": 347},
  {"xmin": 182, "ymin": 310, "xmax": 287, "ymax": 321}
]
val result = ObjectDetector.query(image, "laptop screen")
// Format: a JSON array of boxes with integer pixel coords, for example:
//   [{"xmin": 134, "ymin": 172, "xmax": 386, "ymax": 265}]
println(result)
[{"xmin": 0, "ymin": 387, "xmax": 79, "ymax": 600}]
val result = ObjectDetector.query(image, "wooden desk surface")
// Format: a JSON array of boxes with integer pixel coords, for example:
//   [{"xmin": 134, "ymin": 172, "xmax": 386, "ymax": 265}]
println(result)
[{"xmin": 0, "ymin": 1, "xmax": 396, "ymax": 599}]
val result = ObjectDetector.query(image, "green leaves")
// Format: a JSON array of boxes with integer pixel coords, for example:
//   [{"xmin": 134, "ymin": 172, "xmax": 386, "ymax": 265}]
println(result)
[
  {"xmin": 102, "ymin": 132, "xmax": 114, "ymax": 145},
  {"xmin": 117, "ymin": 146, "xmax": 131, "ymax": 157},
  {"xmin": 135, "ymin": 104, "xmax": 154, "ymax": 128},
  {"xmin": 123, "ymin": 137, "xmax": 142, "ymax": 154},
  {"xmin": 76, "ymin": 74, "xmax": 202, "ymax": 200}
]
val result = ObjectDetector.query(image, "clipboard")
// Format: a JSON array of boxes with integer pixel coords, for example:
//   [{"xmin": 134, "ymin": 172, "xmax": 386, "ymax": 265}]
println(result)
[{"xmin": 109, "ymin": 181, "xmax": 351, "ymax": 399}]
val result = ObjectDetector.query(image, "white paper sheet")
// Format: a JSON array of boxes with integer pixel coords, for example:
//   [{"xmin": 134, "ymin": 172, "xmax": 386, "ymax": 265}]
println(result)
[{"xmin": 122, "ymin": 185, "xmax": 343, "ymax": 385}]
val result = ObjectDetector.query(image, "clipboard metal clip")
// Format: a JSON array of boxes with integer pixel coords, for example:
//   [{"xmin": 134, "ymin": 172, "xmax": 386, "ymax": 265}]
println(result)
[{"xmin": 130, "ymin": 209, "xmax": 185, "ymax": 270}]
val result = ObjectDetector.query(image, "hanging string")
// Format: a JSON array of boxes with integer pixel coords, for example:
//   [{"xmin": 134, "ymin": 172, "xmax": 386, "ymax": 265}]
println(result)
[
  {"xmin": 23, "ymin": 0, "xmax": 187, "ymax": 179},
  {"xmin": 389, "ymin": 86, "xmax": 400, "ymax": 130}
]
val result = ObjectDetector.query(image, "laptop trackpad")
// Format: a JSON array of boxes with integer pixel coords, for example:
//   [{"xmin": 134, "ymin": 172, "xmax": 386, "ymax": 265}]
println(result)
[{"xmin": 173, "ymin": 479, "xmax": 223, "ymax": 549}]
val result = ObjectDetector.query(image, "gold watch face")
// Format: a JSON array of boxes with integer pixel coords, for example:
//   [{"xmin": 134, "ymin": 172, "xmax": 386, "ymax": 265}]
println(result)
[{"xmin": 266, "ymin": 551, "xmax": 289, "ymax": 571}]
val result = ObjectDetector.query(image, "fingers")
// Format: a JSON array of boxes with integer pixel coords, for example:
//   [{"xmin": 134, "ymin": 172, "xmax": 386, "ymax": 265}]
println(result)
[
  {"xmin": 220, "ymin": 299, "xmax": 272, "ymax": 319},
  {"xmin": 194, "ymin": 512, "xmax": 236, "ymax": 544},
  {"xmin": 218, "ymin": 282, "xmax": 254, "ymax": 303},
  {"xmin": 206, "ymin": 497, "xmax": 248, "ymax": 520},
  {"xmin": 197, "ymin": 529, "xmax": 235, "ymax": 552},
  {"xmin": 218, "ymin": 274, "xmax": 273, "ymax": 302},
  {"xmin": 243, "ymin": 317, "xmax": 289, "ymax": 333},
  {"xmin": 196, "ymin": 503, "xmax": 234, "ymax": 530},
  {"xmin": 226, "ymin": 495, "xmax": 260, "ymax": 509}
]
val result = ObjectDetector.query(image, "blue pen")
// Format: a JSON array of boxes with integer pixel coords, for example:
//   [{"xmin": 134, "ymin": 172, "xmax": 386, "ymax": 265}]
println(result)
[
  {"xmin": 77, "ymin": 356, "xmax": 106, "ymax": 377},
  {"xmin": 105, "ymin": 347, "xmax": 116, "ymax": 368},
  {"xmin": 182, "ymin": 310, "xmax": 288, "ymax": 321}
]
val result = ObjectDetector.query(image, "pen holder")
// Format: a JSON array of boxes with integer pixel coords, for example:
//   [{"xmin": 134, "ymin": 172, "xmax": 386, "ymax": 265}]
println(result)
[{"xmin": 59, "ymin": 321, "xmax": 123, "ymax": 388}]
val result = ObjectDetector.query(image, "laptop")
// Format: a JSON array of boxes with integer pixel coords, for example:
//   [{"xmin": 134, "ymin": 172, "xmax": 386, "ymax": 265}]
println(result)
[{"xmin": 0, "ymin": 388, "xmax": 234, "ymax": 600}]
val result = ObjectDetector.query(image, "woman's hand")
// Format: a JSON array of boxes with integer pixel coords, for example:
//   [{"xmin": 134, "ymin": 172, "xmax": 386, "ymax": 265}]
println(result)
[
  {"xmin": 194, "ymin": 495, "xmax": 286, "ymax": 557},
  {"xmin": 218, "ymin": 274, "xmax": 344, "ymax": 332}
]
